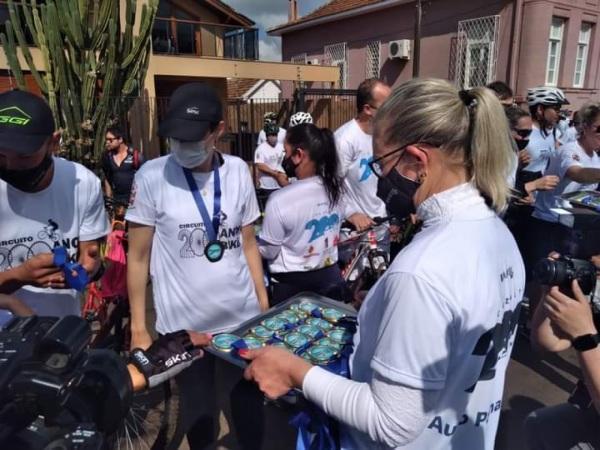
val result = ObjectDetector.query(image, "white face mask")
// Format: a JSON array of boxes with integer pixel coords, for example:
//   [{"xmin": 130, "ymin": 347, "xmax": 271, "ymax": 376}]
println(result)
[{"xmin": 169, "ymin": 138, "xmax": 212, "ymax": 169}]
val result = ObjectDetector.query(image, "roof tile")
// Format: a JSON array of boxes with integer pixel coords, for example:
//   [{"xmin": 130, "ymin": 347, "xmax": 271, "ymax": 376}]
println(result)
[
  {"xmin": 301, "ymin": 0, "xmax": 383, "ymax": 22},
  {"xmin": 227, "ymin": 78, "xmax": 260, "ymax": 98}
]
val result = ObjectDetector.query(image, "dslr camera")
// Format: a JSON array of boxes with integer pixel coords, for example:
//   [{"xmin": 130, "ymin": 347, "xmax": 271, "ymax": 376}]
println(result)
[
  {"xmin": 533, "ymin": 255, "xmax": 598, "ymax": 296},
  {"xmin": 0, "ymin": 315, "xmax": 133, "ymax": 450}
]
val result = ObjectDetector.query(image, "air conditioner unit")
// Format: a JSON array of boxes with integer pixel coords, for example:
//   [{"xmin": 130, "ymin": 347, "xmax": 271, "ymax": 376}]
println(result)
[
  {"xmin": 388, "ymin": 39, "xmax": 411, "ymax": 60},
  {"xmin": 307, "ymin": 58, "xmax": 320, "ymax": 65}
]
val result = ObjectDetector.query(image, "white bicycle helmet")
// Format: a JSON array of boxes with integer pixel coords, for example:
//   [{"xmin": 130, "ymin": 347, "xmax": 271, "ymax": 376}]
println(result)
[
  {"xmin": 289, "ymin": 111, "xmax": 313, "ymax": 127},
  {"xmin": 527, "ymin": 87, "xmax": 570, "ymax": 107},
  {"xmin": 263, "ymin": 112, "xmax": 277, "ymax": 124}
]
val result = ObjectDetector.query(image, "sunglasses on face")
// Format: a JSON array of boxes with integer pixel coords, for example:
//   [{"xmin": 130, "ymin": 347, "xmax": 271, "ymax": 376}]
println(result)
[
  {"xmin": 514, "ymin": 129, "xmax": 532, "ymax": 139},
  {"xmin": 544, "ymin": 104, "xmax": 562, "ymax": 112}
]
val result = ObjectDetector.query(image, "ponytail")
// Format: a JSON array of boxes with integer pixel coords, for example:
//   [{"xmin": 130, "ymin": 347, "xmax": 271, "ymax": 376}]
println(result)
[
  {"xmin": 466, "ymin": 87, "xmax": 514, "ymax": 212},
  {"xmin": 285, "ymin": 123, "xmax": 342, "ymax": 207},
  {"xmin": 375, "ymin": 78, "xmax": 513, "ymax": 214},
  {"xmin": 317, "ymin": 127, "xmax": 343, "ymax": 207}
]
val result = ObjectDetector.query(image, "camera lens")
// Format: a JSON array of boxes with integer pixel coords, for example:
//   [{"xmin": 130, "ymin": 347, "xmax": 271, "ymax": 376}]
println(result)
[{"xmin": 533, "ymin": 259, "xmax": 562, "ymax": 285}]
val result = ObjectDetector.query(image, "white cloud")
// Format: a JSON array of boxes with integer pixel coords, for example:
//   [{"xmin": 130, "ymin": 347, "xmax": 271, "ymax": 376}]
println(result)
[
  {"xmin": 222, "ymin": 0, "xmax": 329, "ymax": 61},
  {"xmin": 254, "ymin": 12, "xmax": 288, "ymax": 31},
  {"xmin": 259, "ymin": 38, "xmax": 282, "ymax": 62}
]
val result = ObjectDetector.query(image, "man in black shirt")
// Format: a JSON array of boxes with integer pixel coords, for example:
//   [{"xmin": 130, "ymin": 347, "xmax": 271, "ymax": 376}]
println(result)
[{"xmin": 101, "ymin": 127, "xmax": 144, "ymax": 206}]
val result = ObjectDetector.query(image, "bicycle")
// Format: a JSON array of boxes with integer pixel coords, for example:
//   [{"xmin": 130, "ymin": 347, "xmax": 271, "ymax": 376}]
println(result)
[
  {"xmin": 85, "ymin": 198, "xmax": 187, "ymax": 450},
  {"xmin": 337, "ymin": 217, "xmax": 391, "ymax": 309}
]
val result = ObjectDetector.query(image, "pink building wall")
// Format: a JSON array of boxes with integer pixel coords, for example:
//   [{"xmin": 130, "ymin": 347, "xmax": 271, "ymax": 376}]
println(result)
[{"xmin": 278, "ymin": 0, "xmax": 600, "ymax": 111}]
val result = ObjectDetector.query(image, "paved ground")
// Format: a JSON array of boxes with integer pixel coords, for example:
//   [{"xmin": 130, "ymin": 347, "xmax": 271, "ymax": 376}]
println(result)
[{"xmin": 495, "ymin": 331, "xmax": 580, "ymax": 450}]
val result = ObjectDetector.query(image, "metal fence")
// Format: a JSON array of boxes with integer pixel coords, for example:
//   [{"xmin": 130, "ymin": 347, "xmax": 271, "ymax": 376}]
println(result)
[
  {"xmin": 224, "ymin": 89, "xmax": 357, "ymax": 160},
  {"xmin": 296, "ymin": 88, "xmax": 357, "ymax": 132},
  {"xmin": 226, "ymin": 98, "xmax": 292, "ymax": 161},
  {"xmin": 104, "ymin": 89, "xmax": 357, "ymax": 163},
  {"xmin": 454, "ymin": 15, "xmax": 500, "ymax": 89}
]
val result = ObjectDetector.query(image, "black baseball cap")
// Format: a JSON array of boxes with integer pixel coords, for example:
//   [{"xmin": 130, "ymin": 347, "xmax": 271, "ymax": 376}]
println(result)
[
  {"xmin": 158, "ymin": 83, "xmax": 223, "ymax": 142},
  {"xmin": 0, "ymin": 90, "xmax": 55, "ymax": 155}
]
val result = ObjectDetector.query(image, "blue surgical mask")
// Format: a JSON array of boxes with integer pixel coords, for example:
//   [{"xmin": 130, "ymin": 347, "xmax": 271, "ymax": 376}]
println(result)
[{"xmin": 169, "ymin": 138, "xmax": 212, "ymax": 169}]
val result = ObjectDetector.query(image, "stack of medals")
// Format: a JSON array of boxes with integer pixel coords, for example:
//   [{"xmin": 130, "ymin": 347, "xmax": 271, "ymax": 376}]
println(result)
[{"xmin": 211, "ymin": 300, "xmax": 354, "ymax": 366}]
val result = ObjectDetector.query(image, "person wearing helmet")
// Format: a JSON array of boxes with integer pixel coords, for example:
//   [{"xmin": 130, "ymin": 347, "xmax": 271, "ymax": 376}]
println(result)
[
  {"xmin": 254, "ymin": 122, "xmax": 288, "ymax": 208},
  {"xmin": 522, "ymin": 102, "xmax": 600, "ymax": 320},
  {"xmin": 257, "ymin": 112, "xmax": 286, "ymax": 147},
  {"xmin": 289, "ymin": 111, "xmax": 313, "ymax": 127},
  {"xmin": 524, "ymin": 87, "xmax": 569, "ymax": 177}
]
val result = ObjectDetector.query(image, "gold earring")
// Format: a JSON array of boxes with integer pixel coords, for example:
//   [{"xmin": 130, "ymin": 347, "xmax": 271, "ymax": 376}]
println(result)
[{"xmin": 418, "ymin": 172, "xmax": 427, "ymax": 183}]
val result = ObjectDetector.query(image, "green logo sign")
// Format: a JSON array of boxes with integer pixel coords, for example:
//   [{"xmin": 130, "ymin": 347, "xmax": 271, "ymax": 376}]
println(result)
[{"xmin": 0, "ymin": 106, "xmax": 31, "ymax": 126}]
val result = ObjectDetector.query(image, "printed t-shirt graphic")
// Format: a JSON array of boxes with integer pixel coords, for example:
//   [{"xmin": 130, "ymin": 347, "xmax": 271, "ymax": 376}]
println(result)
[
  {"xmin": 0, "ymin": 157, "xmax": 109, "ymax": 319},
  {"xmin": 335, "ymin": 119, "xmax": 385, "ymax": 218},
  {"xmin": 126, "ymin": 153, "xmax": 262, "ymax": 334}
]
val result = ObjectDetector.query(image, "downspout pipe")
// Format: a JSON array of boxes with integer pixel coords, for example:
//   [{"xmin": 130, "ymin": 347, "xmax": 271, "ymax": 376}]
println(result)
[{"xmin": 508, "ymin": 0, "xmax": 524, "ymax": 93}]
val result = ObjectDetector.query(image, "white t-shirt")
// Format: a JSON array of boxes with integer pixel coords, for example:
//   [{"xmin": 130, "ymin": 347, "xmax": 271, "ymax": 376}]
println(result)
[
  {"xmin": 0, "ymin": 157, "xmax": 109, "ymax": 323},
  {"xmin": 254, "ymin": 142, "xmax": 285, "ymax": 190},
  {"xmin": 562, "ymin": 127, "xmax": 578, "ymax": 145},
  {"xmin": 345, "ymin": 183, "xmax": 525, "ymax": 450},
  {"xmin": 533, "ymin": 141, "xmax": 600, "ymax": 222},
  {"xmin": 335, "ymin": 119, "xmax": 386, "ymax": 218},
  {"xmin": 125, "ymin": 154, "xmax": 262, "ymax": 334},
  {"xmin": 522, "ymin": 125, "xmax": 558, "ymax": 174},
  {"xmin": 507, "ymin": 151, "xmax": 518, "ymax": 190},
  {"xmin": 257, "ymin": 127, "xmax": 286, "ymax": 147},
  {"xmin": 259, "ymin": 176, "xmax": 344, "ymax": 273}
]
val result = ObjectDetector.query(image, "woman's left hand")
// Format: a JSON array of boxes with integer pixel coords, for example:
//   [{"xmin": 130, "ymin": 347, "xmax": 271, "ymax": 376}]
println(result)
[
  {"xmin": 543, "ymin": 280, "xmax": 597, "ymax": 340},
  {"xmin": 240, "ymin": 347, "xmax": 313, "ymax": 398}
]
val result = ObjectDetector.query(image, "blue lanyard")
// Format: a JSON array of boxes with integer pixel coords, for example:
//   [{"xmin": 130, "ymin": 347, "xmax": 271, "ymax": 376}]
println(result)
[{"xmin": 182, "ymin": 155, "xmax": 222, "ymax": 242}]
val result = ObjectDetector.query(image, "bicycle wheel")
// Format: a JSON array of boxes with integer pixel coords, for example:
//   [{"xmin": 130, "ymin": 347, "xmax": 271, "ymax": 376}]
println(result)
[{"xmin": 108, "ymin": 379, "xmax": 180, "ymax": 450}]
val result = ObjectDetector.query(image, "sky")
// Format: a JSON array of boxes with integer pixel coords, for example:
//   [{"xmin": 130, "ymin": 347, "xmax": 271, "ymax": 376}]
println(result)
[{"xmin": 222, "ymin": 0, "xmax": 329, "ymax": 61}]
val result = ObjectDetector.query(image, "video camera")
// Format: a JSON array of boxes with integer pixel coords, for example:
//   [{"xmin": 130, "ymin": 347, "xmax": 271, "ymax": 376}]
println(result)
[
  {"xmin": 533, "ymin": 255, "xmax": 598, "ymax": 296},
  {"xmin": 0, "ymin": 315, "xmax": 133, "ymax": 450}
]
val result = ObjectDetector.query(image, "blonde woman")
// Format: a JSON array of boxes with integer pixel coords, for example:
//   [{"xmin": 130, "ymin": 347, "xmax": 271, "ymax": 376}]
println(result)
[{"xmin": 240, "ymin": 79, "xmax": 525, "ymax": 450}]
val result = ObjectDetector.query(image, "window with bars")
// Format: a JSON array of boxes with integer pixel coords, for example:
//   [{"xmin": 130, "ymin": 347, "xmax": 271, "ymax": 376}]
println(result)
[
  {"xmin": 291, "ymin": 53, "xmax": 307, "ymax": 64},
  {"xmin": 365, "ymin": 41, "xmax": 381, "ymax": 79},
  {"xmin": 324, "ymin": 42, "xmax": 348, "ymax": 88},
  {"xmin": 573, "ymin": 22, "xmax": 592, "ymax": 88},
  {"xmin": 454, "ymin": 16, "xmax": 500, "ymax": 89},
  {"xmin": 546, "ymin": 17, "xmax": 565, "ymax": 86}
]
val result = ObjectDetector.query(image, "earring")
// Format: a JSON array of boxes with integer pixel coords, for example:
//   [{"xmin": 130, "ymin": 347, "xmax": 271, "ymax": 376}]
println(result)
[{"xmin": 418, "ymin": 172, "xmax": 427, "ymax": 183}]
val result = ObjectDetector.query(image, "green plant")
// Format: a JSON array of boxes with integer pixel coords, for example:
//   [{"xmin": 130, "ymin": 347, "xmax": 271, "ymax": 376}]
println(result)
[{"xmin": 0, "ymin": 0, "xmax": 158, "ymax": 165}]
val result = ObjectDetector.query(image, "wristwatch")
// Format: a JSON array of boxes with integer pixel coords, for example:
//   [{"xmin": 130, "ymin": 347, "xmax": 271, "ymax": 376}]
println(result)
[{"xmin": 572, "ymin": 333, "xmax": 600, "ymax": 352}]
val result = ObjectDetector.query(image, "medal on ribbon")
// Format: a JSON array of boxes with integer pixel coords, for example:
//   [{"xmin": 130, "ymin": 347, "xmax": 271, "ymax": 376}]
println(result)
[{"xmin": 182, "ymin": 155, "xmax": 226, "ymax": 263}]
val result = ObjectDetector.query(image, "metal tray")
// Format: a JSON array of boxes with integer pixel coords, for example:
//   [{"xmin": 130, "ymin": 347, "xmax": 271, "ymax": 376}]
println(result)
[
  {"xmin": 206, "ymin": 292, "xmax": 357, "ymax": 368},
  {"xmin": 562, "ymin": 190, "xmax": 600, "ymax": 213}
]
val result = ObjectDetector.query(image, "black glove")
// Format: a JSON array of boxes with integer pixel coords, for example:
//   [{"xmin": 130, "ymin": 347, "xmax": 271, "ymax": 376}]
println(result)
[{"xmin": 129, "ymin": 330, "xmax": 202, "ymax": 388}]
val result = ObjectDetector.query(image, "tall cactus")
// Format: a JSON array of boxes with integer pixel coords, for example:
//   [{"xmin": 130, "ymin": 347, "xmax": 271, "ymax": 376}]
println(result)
[{"xmin": 0, "ymin": 0, "xmax": 158, "ymax": 165}]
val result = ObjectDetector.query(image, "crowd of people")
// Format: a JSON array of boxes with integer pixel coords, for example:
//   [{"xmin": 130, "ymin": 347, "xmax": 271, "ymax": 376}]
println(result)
[{"xmin": 0, "ymin": 75, "xmax": 599, "ymax": 450}]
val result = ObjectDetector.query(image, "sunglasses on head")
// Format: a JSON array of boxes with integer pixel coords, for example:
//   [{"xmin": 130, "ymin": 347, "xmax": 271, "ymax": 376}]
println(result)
[{"xmin": 514, "ymin": 129, "xmax": 532, "ymax": 139}]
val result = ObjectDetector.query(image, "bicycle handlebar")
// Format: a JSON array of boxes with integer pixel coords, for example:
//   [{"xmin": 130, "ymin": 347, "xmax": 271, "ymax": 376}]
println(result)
[{"xmin": 342, "ymin": 216, "xmax": 390, "ymax": 232}]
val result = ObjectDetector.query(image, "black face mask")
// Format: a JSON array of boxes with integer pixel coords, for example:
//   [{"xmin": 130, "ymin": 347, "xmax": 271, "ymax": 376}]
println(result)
[
  {"xmin": 376, "ymin": 169, "xmax": 420, "ymax": 219},
  {"xmin": 0, "ymin": 151, "xmax": 53, "ymax": 192},
  {"xmin": 516, "ymin": 139, "xmax": 529, "ymax": 151}
]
